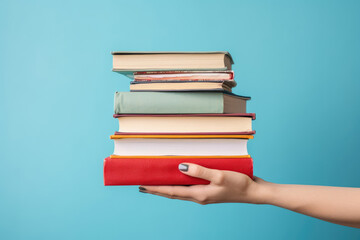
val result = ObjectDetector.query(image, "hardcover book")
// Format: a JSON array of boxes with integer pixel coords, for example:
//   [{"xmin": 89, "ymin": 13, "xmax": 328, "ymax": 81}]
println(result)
[
  {"xmin": 133, "ymin": 70, "xmax": 235, "ymax": 82},
  {"xmin": 110, "ymin": 134, "xmax": 253, "ymax": 156},
  {"xmin": 114, "ymin": 92, "xmax": 250, "ymax": 114},
  {"xmin": 112, "ymin": 52, "xmax": 233, "ymax": 77},
  {"xmin": 113, "ymin": 113, "xmax": 255, "ymax": 133},
  {"xmin": 129, "ymin": 81, "xmax": 234, "ymax": 92},
  {"xmin": 104, "ymin": 156, "xmax": 253, "ymax": 185}
]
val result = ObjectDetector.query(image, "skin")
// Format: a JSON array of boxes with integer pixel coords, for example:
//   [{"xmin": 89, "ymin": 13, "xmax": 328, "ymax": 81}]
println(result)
[{"xmin": 140, "ymin": 163, "xmax": 360, "ymax": 228}]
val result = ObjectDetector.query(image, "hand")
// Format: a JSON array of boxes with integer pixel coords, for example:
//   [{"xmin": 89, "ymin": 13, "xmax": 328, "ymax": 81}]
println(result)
[
  {"xmin": 140, "ymin": 163, "xmax": 360, "ymax": 228},
  {"xmin": 139, "ymin": 163, "xmax": 266, "ymax": 205}
]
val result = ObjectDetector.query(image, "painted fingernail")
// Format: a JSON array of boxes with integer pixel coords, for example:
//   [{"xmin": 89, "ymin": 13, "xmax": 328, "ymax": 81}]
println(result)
[
  {"xmin": 139, "ymin": 186, "xmax": 147, "ymax": 191},
  {"xmin": 179, "ymin": 164, "xmax": 189, "ymax": 172}
]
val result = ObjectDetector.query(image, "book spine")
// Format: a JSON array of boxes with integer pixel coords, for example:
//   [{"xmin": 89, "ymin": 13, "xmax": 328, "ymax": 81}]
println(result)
[
  {"xmin": 114, "ymin": 131, "xmax": 256, "ymax": 135},
  {"xmin": 130, "ymin": 80, "xmax": 234, "ymax": 84},
  {"xmin": 114, "ymin": 92, "xmax": 224, "ymax": 114},
  {"xmin": 113, "ymin": 113, "xmax": 256, "ymax": 119},
  {"xmin": 104, "ymin": 157, "xmax": 253, "ymax": 185}
]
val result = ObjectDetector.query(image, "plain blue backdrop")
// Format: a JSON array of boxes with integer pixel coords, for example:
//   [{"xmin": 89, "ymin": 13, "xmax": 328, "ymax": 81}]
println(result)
[{"xmin": 1, "ymin": 0, "xmax": 359, "ymax": 239}]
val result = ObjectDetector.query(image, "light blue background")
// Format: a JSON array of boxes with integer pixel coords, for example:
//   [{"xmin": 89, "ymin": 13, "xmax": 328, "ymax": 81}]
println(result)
[{"xmin": 1, "ymin": 0, "xmax": 359, "ymax": 239}]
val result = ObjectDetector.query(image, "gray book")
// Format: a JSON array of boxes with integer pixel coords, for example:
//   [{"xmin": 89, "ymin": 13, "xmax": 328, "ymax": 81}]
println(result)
[{"xmin": 114, "ymin": 92, "xmax": 249, "ymax": 114}]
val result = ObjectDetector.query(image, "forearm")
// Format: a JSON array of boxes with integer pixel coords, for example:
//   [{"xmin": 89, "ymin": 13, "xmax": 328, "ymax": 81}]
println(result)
[
  {"xmin": 254, "ymin": 179, "xmax": 360, "ymax": 228},
  {"xmin": 142, "ymin": 164, "xmax": 360, "ymax": 228}
]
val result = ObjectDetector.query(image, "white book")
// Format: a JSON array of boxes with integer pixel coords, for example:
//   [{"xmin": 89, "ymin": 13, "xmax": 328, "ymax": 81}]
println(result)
[{"xmin": 113, "ymin": 138, "xmax": 248, "ymax": 156}]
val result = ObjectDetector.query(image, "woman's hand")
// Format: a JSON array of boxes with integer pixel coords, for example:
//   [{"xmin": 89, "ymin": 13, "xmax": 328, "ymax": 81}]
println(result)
[
  {"xmin": 141, "ymin": 163, "xmax": 360, "ymax": 228},
  {"xmin": 139, "ymin": 163, "xmax": 267, "ymax": 205}
]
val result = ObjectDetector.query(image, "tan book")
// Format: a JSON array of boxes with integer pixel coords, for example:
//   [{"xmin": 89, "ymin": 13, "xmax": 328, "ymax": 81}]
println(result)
[
  {"xmin": 129, "ymin": 81, "xmax": 234, "ymax": 92},
  {"xmin": 113, "ymin": 113, "xmax": 255, "ymax": 133},
  {"xmin": 112, "ymin": 52, "xmax": 233, "ymax": 76}
]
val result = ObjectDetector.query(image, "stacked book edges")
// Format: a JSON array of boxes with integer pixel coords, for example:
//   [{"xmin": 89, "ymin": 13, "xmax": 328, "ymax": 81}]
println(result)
[
  {"xmin": 105, "ymin": 51, "xmax": 255, "ymax": 186},
  {"xmin": 113, "ymin": 113, "xmax": 255, "ymax": 133},
  {"xmin": 105, "ymin": 114, "xmax": 255, "ymax": 185},
  {"xmin": 104, "ymin": 157, "xmax": 253, "ymax": 185}
]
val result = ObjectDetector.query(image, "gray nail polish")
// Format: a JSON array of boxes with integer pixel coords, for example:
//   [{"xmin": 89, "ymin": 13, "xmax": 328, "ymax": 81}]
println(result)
[
  {"xmin": 179, "ymin": 164, "xmax": 189, "ymax": 172},
  {"xmin": 139, "ymin": 186, "xmax": 147, "ymax": 191}
]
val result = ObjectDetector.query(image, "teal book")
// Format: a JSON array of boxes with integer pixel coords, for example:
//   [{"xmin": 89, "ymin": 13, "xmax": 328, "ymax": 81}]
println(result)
[{"xmin": 114, "ymin": 92, "xmax": 250, "ymax": 114}]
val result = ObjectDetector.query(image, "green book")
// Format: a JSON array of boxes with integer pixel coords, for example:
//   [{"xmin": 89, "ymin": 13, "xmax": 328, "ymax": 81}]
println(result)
[{"xmin": 114, "ymin": 92, "xmax": 250, "ymax": 114}]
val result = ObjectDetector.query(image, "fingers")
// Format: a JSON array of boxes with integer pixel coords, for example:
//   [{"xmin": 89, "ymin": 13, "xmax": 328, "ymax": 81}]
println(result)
[
  {"xmin": 140, "ymin": 185, "xmax": 196, "ymax": 199},
  {"xmin": 138, "ymin": 164, "xmax": 225, "ymax": 205},
  {"xmin": 147, "ymin": 192, "xmax": 200, "ymax": 204},
  {"xmin": 139, "ymin": 185, "xmax": 206, "ymax": 205},
  {"xmin": 178, "ymin": 163, "xmax": 224, "ymax": 184}
]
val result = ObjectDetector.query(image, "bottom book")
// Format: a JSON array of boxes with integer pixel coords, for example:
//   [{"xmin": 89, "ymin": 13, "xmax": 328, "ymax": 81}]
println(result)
[{"xmin": 104, "ymin": 156, "xmax": 253, "ymax": 185}]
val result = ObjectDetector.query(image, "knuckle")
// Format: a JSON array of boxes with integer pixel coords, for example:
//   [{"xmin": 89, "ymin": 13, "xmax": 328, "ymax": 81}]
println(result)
[
  {"xmin": 167, "ymin": 190, "xmax": 175, "ymax": 199},
  {"xmin": 192, "ymin": 166, "xmax": 204, "ymax": 177},
  {"xmin": 195, "ymin": 194, "xmax": 209, "ymax": 204},
  {"xmin": 213, "ymin": 171, "xmax": 225, "ymax": 185}
]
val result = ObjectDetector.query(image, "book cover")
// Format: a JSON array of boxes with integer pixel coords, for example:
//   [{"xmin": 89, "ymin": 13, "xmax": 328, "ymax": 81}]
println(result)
[
  {"xmin": 110, "ymin": 134, "xmax": 254, "ymax": 139},
  {"xmin": 104, "ymin": 156, "xmax": 253, "ymax": 185},
  {"xmin": 114, "ymin": 92, "xmax": 250, "ymax": 114},
  {"xmin": 111, "ymin": 137, "xmax": 250, "ymax": 156},
  {"xmin": 113, "ymin": 113, "xmax": 255, "ymax": 133},
  {"xmin": 133, "ymin": 70, "xmax": 235, "ymax": 82},
  {"xmin": 114, "ymin": 131, "xmax": 256, "ymax": 135},
  {"xmin": 113, "ymin": 113, "xmax": 256, "ymax": 119},
  {"xmin": 112, "ymin": 51, "xmax": 234, "ymax": 76},
  {"xmin": 129, "ymin": 81, "xmax": 234, "ymax": 92}
]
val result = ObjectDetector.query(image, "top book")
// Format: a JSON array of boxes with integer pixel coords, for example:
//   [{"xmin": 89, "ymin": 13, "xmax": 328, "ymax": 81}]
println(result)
[{"xmin": 112, "ymin": 51, "xmax": 233, "ymax": 77}]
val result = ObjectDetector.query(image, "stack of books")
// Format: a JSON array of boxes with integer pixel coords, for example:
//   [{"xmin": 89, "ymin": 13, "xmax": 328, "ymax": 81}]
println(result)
[{"xmin": 104, "ymin": 52, "xmax": 255, "ymax": 185}]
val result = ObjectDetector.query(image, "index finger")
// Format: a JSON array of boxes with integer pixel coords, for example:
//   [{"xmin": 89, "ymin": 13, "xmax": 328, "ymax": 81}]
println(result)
[{"xmin": 140, "ymin": 185, "xmax": 198, "ymax": 199}]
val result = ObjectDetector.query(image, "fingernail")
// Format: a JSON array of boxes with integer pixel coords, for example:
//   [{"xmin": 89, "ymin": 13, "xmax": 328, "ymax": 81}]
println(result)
[
  {"xmin": 139, "ymin": 186, "xmax": 147, "ymax": 191},
  {"xmin": 179, "ymin": 164, "xmax": 189, "ymax": 172}
]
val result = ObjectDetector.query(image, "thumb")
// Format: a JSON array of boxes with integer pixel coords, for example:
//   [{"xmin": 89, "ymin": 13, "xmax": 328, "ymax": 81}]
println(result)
[{"xmin": 178, "ymin": 163, "xmax": 221, "ymax": 182}]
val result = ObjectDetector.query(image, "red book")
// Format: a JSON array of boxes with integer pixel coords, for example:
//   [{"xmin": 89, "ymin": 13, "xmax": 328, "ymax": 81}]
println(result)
[{"xmin": 104, "ymin": 156, "xmax": 253, "ymax": 185}]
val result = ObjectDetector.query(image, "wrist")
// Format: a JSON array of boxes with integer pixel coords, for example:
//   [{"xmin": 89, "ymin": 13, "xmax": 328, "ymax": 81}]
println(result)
[{"xmin": 247, "ymin": 178, "xmax": 277, "ymax": 204}]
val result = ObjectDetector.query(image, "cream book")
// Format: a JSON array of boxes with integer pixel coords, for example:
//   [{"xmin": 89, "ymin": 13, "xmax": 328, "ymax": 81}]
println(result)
[
  {"xmin": 133, "ymin": 71, "xmax": 235, "ymax": 82},
  {"xmin": 112, "ymin": 52, "xmax": 233, "ymax": 76},
  {"xmin": 129, "ymin": 81, "xmax": 234, "ymax": 92},
  {"xmin": 113, "ymin": 113, "xmax": 255, "ymax": 133}
]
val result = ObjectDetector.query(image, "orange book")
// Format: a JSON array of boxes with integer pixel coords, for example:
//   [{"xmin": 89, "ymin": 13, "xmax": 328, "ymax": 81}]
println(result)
[{"xmin": 110, "ymin": 134, "xmax": 253, "ymax": 139}]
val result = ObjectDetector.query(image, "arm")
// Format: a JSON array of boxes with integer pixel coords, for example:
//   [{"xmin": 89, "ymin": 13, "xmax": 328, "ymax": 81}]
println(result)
[{"xmin": 140, "ymin": 163, "xmax": 360, "ymax": 228}]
